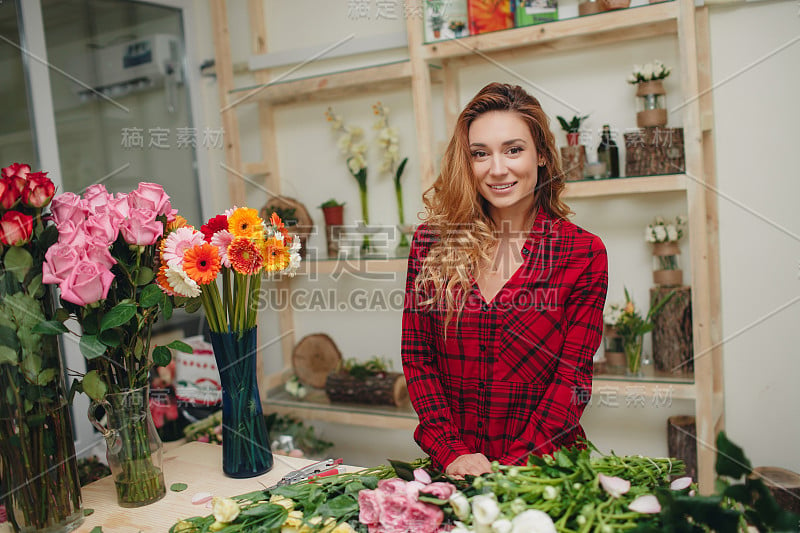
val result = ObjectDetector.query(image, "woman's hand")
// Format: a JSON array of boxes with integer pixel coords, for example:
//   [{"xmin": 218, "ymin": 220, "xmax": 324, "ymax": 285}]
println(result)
[{"xmin": 445, "ymin": 453, "xmax": 493, "ymax": 478}]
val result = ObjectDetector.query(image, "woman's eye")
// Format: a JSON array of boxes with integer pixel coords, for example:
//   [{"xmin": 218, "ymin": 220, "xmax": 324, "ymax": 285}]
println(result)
[
  {"xmin": 507, "ymin": 146, "xmax": 523, "ymax": 155},
  {"xmin": 471, "ymin": 150, "xmax": 487, "ymax": 159}
]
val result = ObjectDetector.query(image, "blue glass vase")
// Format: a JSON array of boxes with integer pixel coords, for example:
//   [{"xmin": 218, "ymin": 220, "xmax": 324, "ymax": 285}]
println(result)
[{"xmin": 209, "ymin": 327, "xmax": 274, "ymax": 478}]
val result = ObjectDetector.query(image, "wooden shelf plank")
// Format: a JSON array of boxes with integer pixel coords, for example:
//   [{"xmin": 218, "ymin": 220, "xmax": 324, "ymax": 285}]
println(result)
[
  {"xmin": 593, "ymin": 375, "xmax": 695, "ymax": 401},
  {"xmin": 229, "ymin": 61, "xmax": 441, "ymax": 107},
  {"xmin": 564, "ymin": 174, "xmax": 686, "ymax": 198},
  {"xmin": 422, "ymin": 3, "xmax": 678, "ymax": 61}
]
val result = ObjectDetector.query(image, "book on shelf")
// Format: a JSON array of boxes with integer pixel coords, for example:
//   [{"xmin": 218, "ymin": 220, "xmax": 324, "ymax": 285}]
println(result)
[{"xmin": 515, "ymin": 0, "xmax": 558, "ymax": 27}]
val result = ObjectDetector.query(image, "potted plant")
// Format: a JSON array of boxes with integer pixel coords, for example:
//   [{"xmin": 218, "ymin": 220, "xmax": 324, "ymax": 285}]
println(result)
[
  {"xmin": 628, "ymin": 60, "xmax": 671, "ymax": 128},
  {"xmin": 449, "ymin": 19, "xmax": 466, "ymax": 37},
  {"xmin": 556, "ymin": 114, "xmax": 589, "ymax": 181},
  {"xmin": 645, "ymin": 215, "xmax": 686, "ymax": 286},
  {"xmin": 319, "ymin": 198, "xmax": 345, "ymax": 258}
]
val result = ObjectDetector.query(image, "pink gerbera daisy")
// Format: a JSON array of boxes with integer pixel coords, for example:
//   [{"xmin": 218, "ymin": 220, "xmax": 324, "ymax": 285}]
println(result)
[
  {"xmin": 161, "ymin": 226, "xmax": 204, "ymax": 267},
  {"xmin": 210, "ymin": 230, "xmax": 234, "ymax": 268}
]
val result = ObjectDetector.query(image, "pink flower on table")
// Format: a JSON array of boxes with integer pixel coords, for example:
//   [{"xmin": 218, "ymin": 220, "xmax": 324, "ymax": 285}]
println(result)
[
  {"xmin": 162, "ymin": 227, "xmax": 205, "ymax": 266},
  {"xmin": 405, "ymin": 500, "xmax": 443, "ymax": 533},
  {"xmin": 85, "ymin": 214, "xmax": 119, "ymax": 244},
  {"xmin": 405, "ymin": 480, "xmax": 426, "ymax": 501},
  {"xmin": 380, "ymin": 493, "xmax": 410, "ymax": 530},
  {"xmin": 82, "ymin": 184, "xmax": 111, "ymax": 214},
  {"xmin": 2, "ymin": 163, "xmax": 31, "ymax": 180},
  {"xmin": 120, "ymin": 209, "xmax": 163, "ymax": 246},
  {"xmin": 358, "ymin": 489, "xmax": 385, "ymax": 526},
  {"xmin": 59, "ymin": 261, "xmax": 115, "ymax": 306},
  {"xmin": 377, "ymin": 478, "xmax": 408, "ymax": 496},
  {"xmin": 419, "ymin": 482, "xmax": 455, "ymax": 501},
  {"xmin": 42, "ymin": 243, "xmax": 81, "ymax": 284},
  {"xmin": 197, "ymin": 434, "xmax": 210, "ymax": 443},
  {"xmin": 82, "ymin": 238, "xmax": 117, "ymax": 270},
  {"xmin": 51, "ymin": 192, "xmax": 87, "ymax": 226},
  {"xmin": 127, "ymin": 182, "xmax": 172, "ymax": 217},
  {"xmin": 413, "ymin": 468, "xmax": 432, "ymax": 485},
  {"xmin": 21, "ymin": 172, "xmax": 55, "ymax": 208}
]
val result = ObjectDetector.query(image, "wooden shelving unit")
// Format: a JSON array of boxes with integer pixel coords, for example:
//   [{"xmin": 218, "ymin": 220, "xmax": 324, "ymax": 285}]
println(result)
[{"xmin": 210, "ymin": 0, "xmax": 722, "ymax": 491}]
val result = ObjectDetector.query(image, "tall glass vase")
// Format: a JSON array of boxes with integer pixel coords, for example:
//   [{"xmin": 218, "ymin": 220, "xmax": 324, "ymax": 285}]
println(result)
[
  {"xmin": 624, "ymin": 335, "xmax": 645, "ymax": 377},
  {"xmin": 209, "ymin": 327, "xmax": 274, "ymax": 478},
  {"xmin": 0, "ymin": 288, "xmax": 83, "ymax": 531},
  {"xmin": 89, "ymin": 386, "xmax": 166, "ymax": 507}
]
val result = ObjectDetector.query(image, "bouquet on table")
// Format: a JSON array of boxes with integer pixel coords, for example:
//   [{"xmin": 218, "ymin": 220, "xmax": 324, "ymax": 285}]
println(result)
[
  {"xmin": 42, "ymin": 181, "xmax": 191, "ymax": 507},
  {"xmin": 0, "ymin": 163, "xmax": 84, "ymax": 530},
  {"xmin": 157, "ymin": 206, "xmax": 301, "ymax": 478}
]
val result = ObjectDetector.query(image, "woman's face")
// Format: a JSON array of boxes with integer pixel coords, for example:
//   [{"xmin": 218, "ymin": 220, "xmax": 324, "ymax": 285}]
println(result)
[{"xmin": 468, "ymin": 111, "xmax": 541, "ymax": 223}]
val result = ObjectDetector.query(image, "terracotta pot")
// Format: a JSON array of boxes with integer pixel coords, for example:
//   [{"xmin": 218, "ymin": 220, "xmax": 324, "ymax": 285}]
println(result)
[
  {"xmin": 321, "ymin": 205, "xmax": 344, "ymax": 226},
  {"xmin": 566, "ymin": 132, "xmax": 580, "ymax": 146}
]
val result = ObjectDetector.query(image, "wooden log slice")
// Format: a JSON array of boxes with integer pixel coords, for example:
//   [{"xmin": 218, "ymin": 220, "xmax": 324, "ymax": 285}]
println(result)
[
  {"xmin": 292, "ymin": 334, "xmax": 343, "ymax": 389},
  {"xmin": 667, "ymin": 415, "xmax": 697, "ymax": 481},
  {"xmin": 325, "ymin": 372, "xmax": 409, "ymax": 407},
  {"xmin": 752, "ymin": 466, "xmax": 800, "ymax": 514}
]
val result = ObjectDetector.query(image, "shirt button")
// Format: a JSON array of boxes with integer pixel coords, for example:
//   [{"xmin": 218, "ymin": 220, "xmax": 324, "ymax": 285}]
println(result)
[
  {"xmin": 522, "ymin": 248, "xmax": 530, "ymax": 256},
  {"xmin": 481, "ymin": 303, "xmax": 489, "ymax": 311},
  {"xmin": 479, "ymin": 344, "xmax": 486, "ymax": 352},
  {"xmin": 478, "ymin": 381, "xmax": 485, "ymax": 389},
  {"xmin": 477, "ymin": 421, "xmax": 484, "ymax": 429}
]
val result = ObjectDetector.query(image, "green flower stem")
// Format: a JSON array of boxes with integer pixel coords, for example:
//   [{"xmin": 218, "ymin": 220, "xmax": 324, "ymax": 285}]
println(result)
[
  {"xmin": 222, "ymin": 267, "xmax": 233, "ymax": 327},
  {"xmin": 247, "ymin": 273, "xmax": 262, "ymax": 331},
  {"xmin": 358, "ymin": 184, "xmax": 371, "ymax": 252},
  {"xmin": 395, "ymin": 180, "xmax": 409, "ymax": 248}
]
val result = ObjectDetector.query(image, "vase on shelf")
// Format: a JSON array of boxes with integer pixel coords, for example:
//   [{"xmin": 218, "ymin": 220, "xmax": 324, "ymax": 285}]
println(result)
[
  {"xmin": 623, "ymin": 334, "xmax": 645, "ymax": 377},
  {"xmin": 321, "ymin": 203, "xmax": 344, "ymax": 259},
  {"xmin": 652, "ymin": 241, "xmax": 683, "ymax": 286},
  {"xmin": 209, "ymin": 327, "xmax": 274, "ymax": 478},
  {"xmin": 599, "ymin": 0, "xmax": 631, "ymax": 10},
  {"xmin": 89, "ymin": 386, "xmax": 166, "ymax": 507},
  {"xmin": 636, "ymin": 80, "xmax": 668, "ymax": 128}
]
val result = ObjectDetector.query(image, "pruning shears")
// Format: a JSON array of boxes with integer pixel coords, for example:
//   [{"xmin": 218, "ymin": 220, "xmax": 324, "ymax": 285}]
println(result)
[{"xmin": 271, "ymin": 458, "xmax": 344, "ymax": 489}]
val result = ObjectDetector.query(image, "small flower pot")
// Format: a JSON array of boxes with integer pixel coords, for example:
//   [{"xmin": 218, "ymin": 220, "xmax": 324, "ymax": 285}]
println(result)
[
  {"xmin": 579, "ymin": 0, "xmax": 604, "ymax": 15},
  {"xmin": 636, "ymin": 80, "xmax": 668, "ymax": 128},
  {"xmin": 652, "ymin": 241, "xmax": 683, "ymax": 286},
  {"xmin": 321, "ymin": 205, "xmax": 344, "ymax": 226},
  {"xmin": 566, "ymin": 132, "xmax": 580, "ymax": 146}
]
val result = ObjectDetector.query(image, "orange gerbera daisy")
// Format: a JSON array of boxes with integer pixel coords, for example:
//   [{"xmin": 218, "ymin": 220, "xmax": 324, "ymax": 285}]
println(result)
[
  {"xmin": 228, "ymin": 237, "xmax": 263, "ymax": 275},
  {"xmin": 183, "ymin": 243, "xmax": 221, "ymax": 285},
  {"xmin": 228, "ymin": 207, "xmax": 264, "ymax": 239},
  {"xmin": 156, "ymin": 264, "xmax": 175, "ymax": 296},
  {"xmin": 166, "ymin": 215, "xmax": 189, "ymax": 232},
  {"xmin": 269, "ymin": 212, "xmax": 290, "ymax": 241},
  {"xmin": 262, "ymin": 237, "xmax": 290, "ymax": 272}
]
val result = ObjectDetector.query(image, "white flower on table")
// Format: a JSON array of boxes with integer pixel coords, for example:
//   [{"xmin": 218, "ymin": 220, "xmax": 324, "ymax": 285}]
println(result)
[{"xmin": 510, "ymin": 509, "xmax": 557, "ymax": 533}]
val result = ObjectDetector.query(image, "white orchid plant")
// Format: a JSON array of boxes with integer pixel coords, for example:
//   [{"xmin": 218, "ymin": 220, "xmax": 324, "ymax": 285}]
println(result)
[
  {"xmin": 645, "ymin": 215, "xmax": 686, "ymax": 244},
  {"xmin": 372, "ymin": 101, "xmax": 410, "ymax": 247},
  {"xmin": 627, "ymin": 60, "xmax": 671, "ymax": 84}
]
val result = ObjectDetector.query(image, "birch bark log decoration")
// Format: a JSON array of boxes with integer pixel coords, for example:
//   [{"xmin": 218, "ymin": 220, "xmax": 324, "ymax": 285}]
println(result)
[{"xmin": 292, "ymin": 334, "xmax": 343, "ymax": 389}]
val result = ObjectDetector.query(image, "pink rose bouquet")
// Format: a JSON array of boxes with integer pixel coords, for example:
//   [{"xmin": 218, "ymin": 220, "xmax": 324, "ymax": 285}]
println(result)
[{"xmin": 358, "ymin": 471, "xmax": 451, "ymax": 532}]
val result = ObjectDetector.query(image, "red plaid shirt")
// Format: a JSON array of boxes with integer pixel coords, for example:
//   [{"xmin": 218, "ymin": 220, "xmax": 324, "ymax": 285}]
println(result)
[{"xmin": 402, "ymin": 210, "xmax": 608, "ymax": 469}]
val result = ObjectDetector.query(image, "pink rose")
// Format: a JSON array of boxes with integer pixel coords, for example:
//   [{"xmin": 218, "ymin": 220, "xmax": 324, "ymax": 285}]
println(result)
[
  {"xmin": 106, "ymin": 194, "xmax": 130, "ymax": 221},
  {"xmin": 419, "ymin": 482, "xmax": 455, "ymax": 501},
  {"xmin": 59, "ymin": 261, "xmax": 115, "ymax": 306},
  {"xmin": 377, "ymin": 478, "xmax": 408, "ymax": 496},
  {"xmin": 413, "ymin": 468, "xmax": 432, "ymax": 485},
  {"xmin": 82, "ymin": 238, "xmax": 117, "ymax": 269},
  {"xmin": 0, "ymin": 177, "xmax": 22, "ymax": 209},
  {"xmin": 82, "ymin": 184, "xmax": 111, "ymax": 214},
  {"xmin": 85, "ymin": 214, "xmax": 119, "ymax": 244},
  {"xmin": 2, "ymin": 163, "xmax": 31, "ymax": 180},
  {"xmin": 380, "ymin": 493, "xmax": 410, "ymax": 529},
  {"xmin": 358, "ymin": 489, "xmax": 384, "ymax": 526},
  {"xmin": 56, "ymin": 220, "xmax": 89, "ymax": 248},
  {"xmin": 405, "ymin": 481, "xmax": 426, "ymax": 501},
  {"xmin": 42, "ymin": 243, "xmax": 81, "ymax": 284},
  {"xmin": 51, "ymin": 192, "xmax": 87, "ymax": 226},
  {"xmin": 120, "ymin": 209, "xmax": 162, "ymax": 245},
  {"xmin": 0, "ymin": 211, "xmax": 33, "ymax": 246},
  {"xmin": 405, "ymin": 501, "xmax": 443, "ymax": 533},
  {"xmin": 22, "ymin": 172, "xmax": 56, "ymax": 208},
  {"xmin": 127, "ymin": 182, "xmax": 172, "ymax": 216}
]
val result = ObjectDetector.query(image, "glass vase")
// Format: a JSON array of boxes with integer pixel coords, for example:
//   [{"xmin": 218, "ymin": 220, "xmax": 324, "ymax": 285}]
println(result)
[
  {"xmin": 624, "ymin": 335, "xmax": 645, "ymax": 377},
  {"xmin": 209, "ymin": 327, "xmax": 274, "ymax": 478},
  {"xmin": 652, "ymin": 241, "xmax": 683, "ymax": 286},
  {"xmin": 89, "ymin": 386, "xmax": 166, "ymax": 507}
]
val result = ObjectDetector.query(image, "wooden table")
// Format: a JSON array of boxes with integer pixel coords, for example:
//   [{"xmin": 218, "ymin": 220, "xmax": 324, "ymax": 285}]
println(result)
[{"xmin": 77, "ymin": 442, "xmax": 319, "ymax": 532}]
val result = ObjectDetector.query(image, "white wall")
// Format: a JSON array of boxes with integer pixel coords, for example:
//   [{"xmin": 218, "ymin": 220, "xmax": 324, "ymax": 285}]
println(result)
[{"xmin": 197, "ymin": 1, "xmax": 799, "ymax": 470}]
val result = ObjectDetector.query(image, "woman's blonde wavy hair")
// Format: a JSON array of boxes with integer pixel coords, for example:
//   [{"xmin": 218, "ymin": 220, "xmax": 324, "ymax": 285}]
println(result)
[{"xmin": 415, "ymin": 82, "xmax": 571, "ymax": 326}]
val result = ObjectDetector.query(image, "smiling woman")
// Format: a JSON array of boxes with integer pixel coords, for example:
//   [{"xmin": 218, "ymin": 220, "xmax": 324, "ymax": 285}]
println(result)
[{"xmin": 401, "ymin": 83, "xmax": 609, "ymax": 478}]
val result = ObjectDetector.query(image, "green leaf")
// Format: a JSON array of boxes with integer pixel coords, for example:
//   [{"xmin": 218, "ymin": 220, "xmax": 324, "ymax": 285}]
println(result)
[
  {"xmin": 239, "ymin": 504, "xmax": 287, "ymax": 527},
  {"xmin": 161, "ymin": 295, "xmax": 173, "ymax": 320},
  {"xmin": 183, "ymin": 297, "xmax": 202, "ymax": 314},
  {"xmin": 99, "ymin": 303, "xmax": 136, "ymax": 332},
  {"xmin": 136, "ymin": 266, "xmax": 155, "ymax": 286},
  {"xmin": 715, "ymin": 431, "xmax": 752, "ymax": 479},
  {"xmin": 99, "ymin": 329, "xmax": 121, "ymax": 348},
  {"xmin": 80, "ymin": 334, "xmax": 106, "ymax": 360},
  {"xmin": 38, "ymin": 224, "xmax": 59, "ymax": 252},
  {"xmin": 83, "ymin": 508, "xmax": 94, "ymax": 516},
  {"xmin": 316, "ymin": 494, "xmax": 358, "ymax": 519},
  {"xmin": 21, "ymin": 353, "xmax": 42, "ymax": 381},
  {"xmin": 90, "ymin": 527, "xmax": 103, "ymax": 533},
  {"xmin": 0, "ymin": 345, "xmax": 18, "ymax": 365},
  {"xmin": 389, "ymin": 459, "xmax": 416, "ymax": 481},
  {"xmin": 166, "ymin": 340, "xmax": 192, "ymax": 354},
  {"xmin": 169, "ymin": 482, "xmax": 188, "ymax": 492},
  {"xmin": 37, "ymin": 368, "xmax": 57, "ymax": 386},
  {"xmin": 140, "ymin": 284, "xmax": 164, "ymax": 308},
  {"xmin": 32, "ymin": 320, "xmax": 69, "ymax": 335},
  {"xmin": 152, "ymin": 346, "xmax": 172, "ymax": 367},
  {"xmin": 0, "ymin": 325, "xmax": 20, "ymax": 351},
  {"xmin": 27, "ymin": 273, "xmax": 44, "ymax": 299},
  {"xmin": 4, "ymin": 246, "xmax": 33, "ymax": 283},
  {"xmin": 82, "ymin": 370, "xmax": 107, "ymax": 401},
  {"xmin": 55, "ymin": 308, "xmax": 71, "ymax": 323}
]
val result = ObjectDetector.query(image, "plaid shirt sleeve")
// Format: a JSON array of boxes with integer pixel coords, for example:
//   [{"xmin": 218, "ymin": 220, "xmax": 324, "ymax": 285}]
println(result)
[
  {"xmin": 401, "ymin": 226, "xmax": 473, "ymax": 469},
  {"xmin": 499, "ymin": 231, "xmax": 608, "ymax": 463}
]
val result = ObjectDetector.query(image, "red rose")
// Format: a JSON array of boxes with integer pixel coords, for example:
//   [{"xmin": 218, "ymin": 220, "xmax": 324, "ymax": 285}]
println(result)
[
  {"xmin": 0, "ymin": 211, "xmax": 33, "ymax": 246},
  {"xmin": 22, "ymin": 171, "xmax": 56, "ymax": 208},
  {"xmin": 0, "ymin": 177, "xmax": 22, "ymax": 209},
  {"xmin": 2, "ymin": 163, "xmax": 31, "ymax": 180}
]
